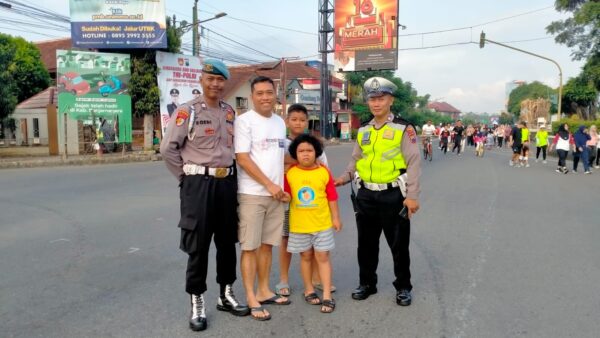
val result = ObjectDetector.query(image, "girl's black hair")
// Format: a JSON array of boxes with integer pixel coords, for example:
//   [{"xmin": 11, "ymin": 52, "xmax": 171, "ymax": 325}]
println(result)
[{"xmin": 288, "ymin": 134, "xmax": 323, "ymax": 160}]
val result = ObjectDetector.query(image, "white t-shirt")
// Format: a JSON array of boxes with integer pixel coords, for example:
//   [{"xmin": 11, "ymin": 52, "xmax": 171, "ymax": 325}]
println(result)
[
  {"xmin": 422, "ymin": 124, "xmax": 436, "ymax": 137},
  {"xmin": 235, "ymin": 110, "xmax": 286, "ymax": 196}
]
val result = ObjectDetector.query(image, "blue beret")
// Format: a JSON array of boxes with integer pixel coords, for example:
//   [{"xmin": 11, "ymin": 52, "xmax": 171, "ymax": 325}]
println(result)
[
  {"xmin": 363, "ymin": 77, "xmax": 397, "ymax": 98},
  {"xmin": 202, "ymin": 59, "xmax": 229, "ymax": 80}
]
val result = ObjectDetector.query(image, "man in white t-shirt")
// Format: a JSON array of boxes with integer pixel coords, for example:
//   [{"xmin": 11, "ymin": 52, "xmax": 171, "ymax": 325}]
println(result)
[
  {"xmin": 421, "ymin": 120, "xmax": 436, "ymax": 157},
  {"xmin": 235, "ymin": 76, "xmax": 290, "ymax": 321}
]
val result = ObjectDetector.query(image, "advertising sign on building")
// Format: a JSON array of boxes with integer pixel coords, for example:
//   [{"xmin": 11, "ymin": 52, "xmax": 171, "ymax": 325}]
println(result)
[
  {"xmin": 57, "ymin": 50, "xmax": 132, "ymax": 142},
  {"xmin": 334, "ymin": 0, "xmax": 398, "ymax": 72},
  {"xmin": 69, "ymin": 0, "xmax": 167, "ymax": 49},
  {"xmin": 155, "ymin": 51, "xmax": 203, "ymax": 136}
]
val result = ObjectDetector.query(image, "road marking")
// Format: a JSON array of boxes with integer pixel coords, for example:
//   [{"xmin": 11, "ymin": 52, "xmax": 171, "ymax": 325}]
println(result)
[
  {"xmin": 128, "ymin": 247, "xmax": 140, "ymax": 254},
  {"xmin": 49, "ymin": 238, "xmax": 70, "ymax": 243}
]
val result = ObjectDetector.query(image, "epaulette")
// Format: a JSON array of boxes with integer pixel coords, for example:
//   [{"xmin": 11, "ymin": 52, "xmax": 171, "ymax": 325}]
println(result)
[{"xmin": 393, "ymin": 116, "xmax": 416, "ymax": 130}]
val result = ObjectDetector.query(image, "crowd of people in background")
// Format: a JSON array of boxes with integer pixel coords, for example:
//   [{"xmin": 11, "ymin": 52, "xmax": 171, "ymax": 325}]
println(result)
[{"xmin": 420, "ymin": 119, "xmax": 600, "ymax": 175}]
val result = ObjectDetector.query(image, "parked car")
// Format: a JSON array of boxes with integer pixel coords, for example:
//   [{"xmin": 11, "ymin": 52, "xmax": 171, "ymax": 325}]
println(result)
[{"xmin": 58, "ymin": 72, "xmax": 90, "ymax": 96}]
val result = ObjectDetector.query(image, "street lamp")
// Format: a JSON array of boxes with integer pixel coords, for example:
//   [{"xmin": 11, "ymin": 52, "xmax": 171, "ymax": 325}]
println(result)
[{"xmin": 479, "ymin": 31, "xmax": 564, "ymax": 120}]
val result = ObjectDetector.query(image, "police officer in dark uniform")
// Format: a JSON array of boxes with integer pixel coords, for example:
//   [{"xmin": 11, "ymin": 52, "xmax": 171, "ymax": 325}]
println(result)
[
  {"xmin": 167, "ymin": 88, "xmax": 179, "ymax": 117},
  {"xmin": 160, "ymin": 59, "xmax": 249, "ymax": 332},
  {"xmin": 335, "ymin": 77, "xmax": 421, "ymax": 306}
]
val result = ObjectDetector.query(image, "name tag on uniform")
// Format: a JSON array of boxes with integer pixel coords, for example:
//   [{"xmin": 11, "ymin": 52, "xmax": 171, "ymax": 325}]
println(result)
[
  {"xmin": 278, "ymin": 139, "xmax": 285, "ymax": 148},
  {"xmin": 361, "ymin": 131, "xmax": 371, "ymax": 145},
  {"xmin": 383, "ymin": 129, "xmax": 395, "ymax": 140}
]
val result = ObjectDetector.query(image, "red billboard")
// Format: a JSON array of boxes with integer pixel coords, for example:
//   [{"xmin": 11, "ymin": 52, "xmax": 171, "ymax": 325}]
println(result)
[{"xmin": 334, "ymin": 0, "xmax": 398, "ymax": 72}]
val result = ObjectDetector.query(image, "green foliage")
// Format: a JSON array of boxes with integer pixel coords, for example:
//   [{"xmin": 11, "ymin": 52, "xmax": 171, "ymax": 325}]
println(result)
[
  {"xmin": 507, "ymin": 81, "xmax": 556, "ymax": 116},
  {"xmin": 547, "ymin": 0, "xmax": 600, "ymax": 60},
  {"xmin": 0, "ymin": 33, "xmax": 50, "ymax": 119},
  {"xmin": 581, "ymin": 53, "xmax": 600, "ymax": 91},
  {"xmin": 344, "ymin": 70, "xmax": 395, "ymax": 86},
  {"xmin": 124, "ymin": 16, "xmax": 182, "ymax": 117},
  {"xmin": 499, "ymin": 112, "xmax": 514, "ymax": 125},
  {"xmin": 551, "ymin": 117, "xmax": 600, "ymax": 133},
  {"xmin": 402, "ymin": 109, "xmax": 453, "ymax": 127}
]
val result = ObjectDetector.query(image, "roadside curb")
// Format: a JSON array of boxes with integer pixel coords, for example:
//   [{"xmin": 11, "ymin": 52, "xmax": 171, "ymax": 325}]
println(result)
[{"xmin": 0, "ymin": 153, "xmax": 163, "ymax": 169}]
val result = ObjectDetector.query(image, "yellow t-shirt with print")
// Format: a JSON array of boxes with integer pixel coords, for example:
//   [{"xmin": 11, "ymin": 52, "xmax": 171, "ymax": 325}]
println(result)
[{"xmin": 284, "ymin": 165, "xmax": 338, "ymax": 233}]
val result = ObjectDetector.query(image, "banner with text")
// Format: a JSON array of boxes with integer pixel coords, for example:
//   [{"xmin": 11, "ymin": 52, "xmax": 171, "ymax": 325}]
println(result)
[
  {"xmin": 69, "ymin": 0, "xmax": 167, "ymax": 49},
  {"xmin": 155, "ymin": 51, "xmax": 203, "ymax": 136},
  {"xmin": 334, "ymin": 0, "xmax": 398, "ymax": 72},
  {"xmin": 57, "ymin": 50, "xmax": 132, "ymax": 142}
]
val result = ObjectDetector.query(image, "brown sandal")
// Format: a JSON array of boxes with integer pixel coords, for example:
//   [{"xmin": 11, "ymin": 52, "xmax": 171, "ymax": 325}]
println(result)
[{"xmin": 321, "ymin": 299, "xmax": 335, "ymax": 313}]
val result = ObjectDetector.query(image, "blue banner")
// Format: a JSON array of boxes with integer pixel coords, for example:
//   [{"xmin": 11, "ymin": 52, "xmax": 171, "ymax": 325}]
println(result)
[
  {"xmin": 69, "ymin": 0, "xmax": 167, "ymax": 49},
  {"xmin": 71, "ymin": 22, "xmax": 166, "ymax": 49}
]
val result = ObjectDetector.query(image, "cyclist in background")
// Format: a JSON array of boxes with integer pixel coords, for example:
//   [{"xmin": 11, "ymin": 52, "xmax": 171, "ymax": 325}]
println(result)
[{"xmin": 421, "ymin": 120, "xmax": 436, "ymax": 159}]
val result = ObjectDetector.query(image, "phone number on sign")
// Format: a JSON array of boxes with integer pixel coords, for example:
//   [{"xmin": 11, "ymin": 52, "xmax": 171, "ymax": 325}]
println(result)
[{"xmin": 111, "ymin": 33, "xmax": 156, "ymax": 39}]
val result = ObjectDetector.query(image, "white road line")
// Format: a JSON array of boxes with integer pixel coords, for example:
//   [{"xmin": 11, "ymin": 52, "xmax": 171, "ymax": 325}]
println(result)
[
  {"xmin": 49, "ymin": 238, "xmax": 70, "ymax": 243},
  {"xmin": 128, "ymin": 247, "xmax": 140, "ymax": 254}
]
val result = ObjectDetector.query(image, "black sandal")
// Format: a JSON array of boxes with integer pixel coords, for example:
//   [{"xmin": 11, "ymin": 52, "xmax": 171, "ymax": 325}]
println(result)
[
  {"xmin": 321, "ymin": 299, "xmax": 335, "ymax": 313},
  {"xmin": 304, "ymin": 292, "xmax": 322, "ymax": 305}
]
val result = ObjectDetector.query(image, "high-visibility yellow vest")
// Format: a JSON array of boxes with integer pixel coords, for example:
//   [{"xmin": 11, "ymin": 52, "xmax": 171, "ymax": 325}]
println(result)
[
  {"xmin": 537, "ymin": 130, "xmax": 548, "ymax": 146},
  {"xmin": 356, "ymin": 119, "xmax": 407, "ymax": 183},
  {"xmin": 522, "ymin": 128, "xmax": 529, "ymax": 142}
]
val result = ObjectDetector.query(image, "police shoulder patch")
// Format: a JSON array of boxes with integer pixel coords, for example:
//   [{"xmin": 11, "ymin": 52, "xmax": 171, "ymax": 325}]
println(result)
[
  {"xmin": 406, "ymin": 126, "xmax": 417, "ymax": 144},
  {"xmin": 175, "ymin": 109, "xmax": 189, "ymax": 126}
]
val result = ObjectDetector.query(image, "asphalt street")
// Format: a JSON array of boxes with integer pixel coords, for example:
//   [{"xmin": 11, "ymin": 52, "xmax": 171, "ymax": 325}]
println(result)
[{"xmin": 1, "ymin": 143, "xmax": 599, "ymax": 338}]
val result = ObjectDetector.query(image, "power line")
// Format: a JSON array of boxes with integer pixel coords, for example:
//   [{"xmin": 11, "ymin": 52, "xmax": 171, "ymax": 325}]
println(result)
[
  {"xmin": 398, "ymin": 5, "xmax": 553, "ymax": 37},
  {"xmin": 202, "ymin": 27, "xmax": 279, "ymax": 59},
  {"xmin": 397, "ymin": 36, "xmax": 554, "ymax": 51}
]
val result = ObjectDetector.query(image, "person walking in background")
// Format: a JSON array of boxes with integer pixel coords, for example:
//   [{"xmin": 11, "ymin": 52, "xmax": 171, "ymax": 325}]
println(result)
[
  {"xmin": 504, "ymin": 124, "xmax": 512, "ymax": 149},
  {"xmin": 535, "ymin": 125, "xmax": 549, "ymax": 164},
  {"xmin": 587, "ymin": 125, "xmax": 598, "ymax": 169},
  {"xmin": 509, "ymin": 122, "xmax": 522, "ymax": 167},
  {"xmin": 520, "ymin": 122, "xmax": 530, "ymax": 168},
  {"xmin": 496, "ymin": 125, "xmax": 505, "ymax": 148},
  {"xmin": 550, "ymin": 123, "xmax": 574, "ymax": 174},
  {"xmin": 573, "ymin": 125, "xmax": 592, "ymax": 174},
  {"xmin": 439, "ymin": 124, "xmax": 450, "ymax": 154},
  {"xmin": 452, "ymin": 120, "xmax": 465, "ymax": 155}
]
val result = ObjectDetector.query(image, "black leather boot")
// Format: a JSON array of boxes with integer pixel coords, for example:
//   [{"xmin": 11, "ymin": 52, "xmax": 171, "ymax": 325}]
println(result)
[
  {"xmin": 351, "ymin": 285, "xmax": 377, "ymax": 300},
  {"xmin": 216, "ymin": 284, "xmax": 250, "ymax": 316},
  {"xmin": 189, "ymin": 294, "xmax": 207, "ymax": 331}
]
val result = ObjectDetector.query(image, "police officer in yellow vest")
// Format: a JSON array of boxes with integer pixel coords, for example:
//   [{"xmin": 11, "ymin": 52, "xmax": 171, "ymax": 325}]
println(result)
[{"xmin": 335, "ymin": 77, "xmax": 421, "ymax": 306}]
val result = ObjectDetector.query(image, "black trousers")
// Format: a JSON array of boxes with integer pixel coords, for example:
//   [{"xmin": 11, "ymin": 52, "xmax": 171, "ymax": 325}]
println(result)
[
  {"xmin": 179, "ymin": 174, "xmax": 238, "ymax": 295},
  {"xmin": 452, "ymin": 136, "xmax": 463, "ymax": 154},
  {"xmin": 536, "ymin": 146, "xmax": 547, "ymax": 160},
  {"xmin": 497, "ymin": 137, "xmax": 503, "ymax": 148},
  {"xmin": 440, "ymin": 139, "xmax": 448, "ymax": 154},
  {"xmin": 557, "ymin": 149, "xmax": 568, "ymax": 167},
  {"xmin": 355, "ymin": 187, "xmax": 412, "ymax": 291}
]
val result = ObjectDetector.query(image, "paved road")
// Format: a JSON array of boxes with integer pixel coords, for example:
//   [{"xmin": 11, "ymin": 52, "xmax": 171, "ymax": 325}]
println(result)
[{"xmin": 1, "ymin": 144, "xmax": 599, "ymax": 338}]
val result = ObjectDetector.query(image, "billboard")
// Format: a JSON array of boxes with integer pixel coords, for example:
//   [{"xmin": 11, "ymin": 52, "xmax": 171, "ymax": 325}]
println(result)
[
  {"xmin": 57, "ymin": 50, "xmax": 132, "ymax": 143},
  {"xmin": 334, "ymin": 0, "xmax": 398, "ymax": 72},
  {"xmin": 69, "ymin": 0, "xmax": 167, "ymax": 49},
  {"xmin": 155, "ymin": 51, "xmax": 203, "ymax": 136}
]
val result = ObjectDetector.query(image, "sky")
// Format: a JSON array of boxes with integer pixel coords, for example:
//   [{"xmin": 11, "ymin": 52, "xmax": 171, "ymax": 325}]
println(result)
[{"xmin": 0, "ymin": 0, "xmax": 585, "ymax": 114}]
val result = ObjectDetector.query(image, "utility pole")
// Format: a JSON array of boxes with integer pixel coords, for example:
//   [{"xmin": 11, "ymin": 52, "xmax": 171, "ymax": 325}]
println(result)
[
  {"xmin": 280, "ymin": 57, "xmax": 287, "ymax": 116},
  {"xmin": 318, "ymin": 0, "xmax": 334, "ymax": 139},
  {"xmin": 192, "ymin": 0, "xmax": 199, "ymax": 56},
  {"xmin": 480, "ymin": 31, "xmax": 563, "ymax": 120}
]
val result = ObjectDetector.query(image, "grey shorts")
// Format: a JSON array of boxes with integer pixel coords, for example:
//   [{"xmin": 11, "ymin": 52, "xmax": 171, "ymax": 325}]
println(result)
[{"xmin": 287, "ymin": 228, "xmax": 335, "ymax": 253}]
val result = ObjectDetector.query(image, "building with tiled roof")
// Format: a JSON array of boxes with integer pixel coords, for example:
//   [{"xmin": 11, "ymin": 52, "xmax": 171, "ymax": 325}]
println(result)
[
  {"xmin": 34, "ymin": 38, "xmax": 74, "ymax": 80},
  {"xmin": 427, "ymin": 101, "xmax": 461, "ymax": 120}
]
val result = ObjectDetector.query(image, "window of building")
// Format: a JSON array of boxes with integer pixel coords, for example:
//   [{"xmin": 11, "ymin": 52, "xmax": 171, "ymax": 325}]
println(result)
[
  {"xmin": 235, "ymin": 97, "xmax": 248, "ymax": 109},
  {"xmin": 33, "ymin": 118, "xmax": 40, "ymax": 138}
]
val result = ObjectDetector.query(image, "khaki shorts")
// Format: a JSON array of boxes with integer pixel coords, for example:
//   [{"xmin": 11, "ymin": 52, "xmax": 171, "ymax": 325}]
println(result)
[{"xmin": 238, "ymin": 194, "xmax": 284, "ymax": 251}]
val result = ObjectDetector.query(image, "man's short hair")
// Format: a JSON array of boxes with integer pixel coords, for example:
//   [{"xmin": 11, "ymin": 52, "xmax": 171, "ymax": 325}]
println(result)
[
  {"xmin": 251, "ymin": 76, "xmax": 275, "ymax": 92},
  {"xmin": 288, "ymin": 134, "xmax": 324, "ymax": 160},
  {"xmin": 287, "ymin": 104, "xmax": 308, "ymax": 116}
]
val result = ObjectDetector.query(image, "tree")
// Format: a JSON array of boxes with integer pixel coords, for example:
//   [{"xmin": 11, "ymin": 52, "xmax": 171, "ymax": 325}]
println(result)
[
  {"xmin": 499, "ymin": 112, "xmax": 514, "ymax": 125},
  {"xmin": 122, "ymin": 16, "xmax": 182, "ymax": 149},
  {"xmin": 507, "ymin": 81, "xmax": 556, "ymax": 116},
  {"xmin": 0, "ymin": 33, "xmax": 50, "ymax": 120},
  {"xmin": 546, "ymin": 0, "xmax": 600, "ymax": 61},
  {"xmin": 562, "ymin": 76, "xmax": 597, "ymax": 119}
]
